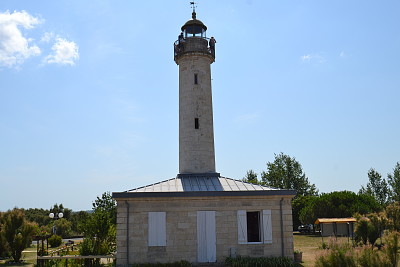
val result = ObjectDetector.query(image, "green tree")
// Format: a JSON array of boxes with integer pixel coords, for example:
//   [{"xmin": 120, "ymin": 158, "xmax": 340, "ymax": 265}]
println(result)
[
  {"xmin": 388, "ymin": 162, "xmax": 400, "ymax": 202},
  {"xmin": 0, "ymin": 212, "xmax": 10, "ymax": 258},
  {"xmin": 92, "ymin": 192, "xmax": 116, "ymax": 224},
  {"xmin": 355, "ymin": 216, "xmax": 370, "ymax": 245},
  {"xmin": 24, "ymin": 208, "xmax": 52, "ymax": 227},
  {"xmin": 359, "ymin": 168, "xmax": 390, "ymax": 206},
  {"xmin": 366, "ymin": 213, "xmax": 385, "ymax": 246},
  {"xmin": 53, "ymin": 218, "xmax": 72, "ymax": 238},
  {"xmin": 50, "ymin": 204, "xmax": 72, "ymax": 220},
  {"xmin": 260, "ymin": 153, "xmax": 318, "ymax": 196},
  {"xmin": 80, "ymin": 192, "xmax": 116, "ymax": 262},
  {"xmin": 1, "ymin": 209, "xmax": 36, "ymax": 262},
  {"xmin": 70, "ymin": 211, "xmax": 89, "ymax": 234},
  {"xmin": 242, "ymin": 170, "xmax": 259, "ymax": 184},
  {"xmin": 300, "ymin": 191, "xmax": 382, "ymax": 224},
  {"xmin": 292, "ymin": 195, "xmax": 317, "ymax": 230}
]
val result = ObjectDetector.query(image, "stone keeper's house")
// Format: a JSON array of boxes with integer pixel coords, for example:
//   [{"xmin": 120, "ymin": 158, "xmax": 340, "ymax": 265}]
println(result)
[{"xmin": 113, "ymin": 8, "xmax": 295, "ymax": 266}]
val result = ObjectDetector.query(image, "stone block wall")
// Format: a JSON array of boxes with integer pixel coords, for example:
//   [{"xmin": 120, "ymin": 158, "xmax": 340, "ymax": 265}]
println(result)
[
  {"xmin": 178, "ymin": 55, "xmax": 216, "ymax": 174},
  {"xmin": 115, "ymin": 195, "xmax": 294, "ymax": 266}
]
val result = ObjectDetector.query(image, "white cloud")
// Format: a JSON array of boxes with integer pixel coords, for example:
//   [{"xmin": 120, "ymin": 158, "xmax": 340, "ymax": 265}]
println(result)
[
  {"xmin": 40, "ymin": 31, "xmax": 54, "ymax": 43},
  {"xmin": 301, "ymin": 54, "xmax": 312, "ymax": 62},
  {"xmin": 0, "ymin": 10, "xmax": 42, "ymax": 68},
  {"xmin": 340, "ymin": 51, "xmax": 346, "ymax": 58},
  {"xmin": 301, "ymin": 53, "xmax": 325, "ymax": 63},
  {"xmin": 44, "ymin": 37, "xmax": 79, "ymax": 65}
]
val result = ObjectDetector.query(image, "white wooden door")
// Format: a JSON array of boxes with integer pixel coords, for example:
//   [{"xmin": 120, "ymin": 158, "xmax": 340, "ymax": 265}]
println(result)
[{"xmin": 197, "ymin": 211, "xmax": 216, "ymax": 262}]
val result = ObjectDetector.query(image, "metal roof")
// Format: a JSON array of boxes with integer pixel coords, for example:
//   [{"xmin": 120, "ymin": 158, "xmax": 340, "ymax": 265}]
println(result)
[
  {"xmin": 112, "ymin": 175, "xmax": 296, "ymax": 199},
  {"xmin": 125, "ymin": 176, "xmax": 277, "ymax": 193}
]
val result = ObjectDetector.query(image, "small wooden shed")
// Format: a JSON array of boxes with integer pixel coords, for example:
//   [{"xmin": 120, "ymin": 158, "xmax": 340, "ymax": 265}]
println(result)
[{"xmin": 315, "ymin": 218, "xmax": 356, "ymax": 237}]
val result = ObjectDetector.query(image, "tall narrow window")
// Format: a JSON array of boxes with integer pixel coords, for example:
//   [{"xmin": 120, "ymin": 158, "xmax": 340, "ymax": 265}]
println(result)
[
  {"xmin": 247, "ymin": 211, "xmax": 261, "ymax": 242},
  {"xmin": 195, "ymin": 118, "xmax": 199, "ymax": 129},
  {"xmin": 194, "ymin": 73, "xmax": 198, "ymax": 84}
]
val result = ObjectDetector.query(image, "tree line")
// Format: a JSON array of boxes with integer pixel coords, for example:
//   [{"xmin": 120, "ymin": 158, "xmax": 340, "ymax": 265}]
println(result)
[
  {"xmin": 0, "ymin": 192, "xmax": 116, "ymax": 263},
  {"xmin": 243, "ymin": 152, "xmax": 400, "ymax": 229}
]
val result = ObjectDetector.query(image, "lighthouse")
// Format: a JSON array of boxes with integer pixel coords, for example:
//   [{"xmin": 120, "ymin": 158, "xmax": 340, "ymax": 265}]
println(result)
[
  {"xmin": 113, "ymin": 7, "xmax": 296, "ymax": 266},
  {"xmin": 174, "ymin": 8, "xmax": 218, "ymax": 175}
]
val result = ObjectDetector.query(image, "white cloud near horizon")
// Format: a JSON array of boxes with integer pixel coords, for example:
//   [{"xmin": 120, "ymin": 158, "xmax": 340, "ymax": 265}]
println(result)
[
  {"xmin": 0, "ymin": 10, "xmax": 42, "ymax": 68},
  {"xmin": 44, "ymin": 37, "xmax": 79, "ymax": 65}
]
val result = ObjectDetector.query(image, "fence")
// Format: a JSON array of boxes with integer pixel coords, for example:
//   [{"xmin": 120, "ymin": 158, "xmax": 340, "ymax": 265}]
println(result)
[{"xmin": 37, "ymin": 255, "xmax": 115, "ymax": 267}]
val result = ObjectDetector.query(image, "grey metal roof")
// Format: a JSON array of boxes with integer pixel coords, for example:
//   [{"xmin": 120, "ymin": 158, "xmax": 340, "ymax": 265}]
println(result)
[
  {"xmin": 124, "ymin": 176, "xmax": 278, "ymax": 193},
  {"xmin": 112, "ymin": 175, "xmax": 296, "ymax": 199}
]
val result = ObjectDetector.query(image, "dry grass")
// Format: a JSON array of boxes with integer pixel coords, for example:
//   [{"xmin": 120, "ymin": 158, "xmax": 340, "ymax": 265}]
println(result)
[
  {"xmin": 294, "ymin": 233, "xmax": 352, "ymax": 267},
  {"xmin": 0, "ymin": 235, "xmax": 350, "ymax": 267}
]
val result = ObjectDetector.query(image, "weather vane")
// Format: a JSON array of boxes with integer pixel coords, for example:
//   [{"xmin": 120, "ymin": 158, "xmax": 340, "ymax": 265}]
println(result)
[{"xmin": 190, "ymin": 2, "xmax": 197, "ymax": 13}]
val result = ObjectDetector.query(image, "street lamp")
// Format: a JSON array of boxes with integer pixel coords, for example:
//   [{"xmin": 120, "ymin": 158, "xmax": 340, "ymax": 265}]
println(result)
[{"xmin": 49, "ymin": 212, "xmax": 63, "ymax": 235}]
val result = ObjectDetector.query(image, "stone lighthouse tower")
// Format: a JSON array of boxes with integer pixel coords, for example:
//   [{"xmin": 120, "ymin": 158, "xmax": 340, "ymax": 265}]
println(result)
[
  {"xmin": 113, "ymin": 8, "xmax": 296, "ymax": 265},
  {"xmin": 174, "ymin": 8, "xmax": 219, "ymax": 176}
]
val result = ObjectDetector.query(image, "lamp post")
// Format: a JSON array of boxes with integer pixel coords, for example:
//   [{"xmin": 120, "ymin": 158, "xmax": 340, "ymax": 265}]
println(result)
[{"xmin": 49, "ymin": 212, "xmax": 63, "ymax": 235}]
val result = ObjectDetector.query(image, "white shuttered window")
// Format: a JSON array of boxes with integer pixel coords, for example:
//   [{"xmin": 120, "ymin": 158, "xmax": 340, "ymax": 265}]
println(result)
[
  {"xmin": 237, "ymin": 210, "xmax": 247, "ymax": 244},
  {"xmin": 148, "ymin": 212, "xmax": 166, "ymax": 246},
  {"xmin": 237, "ymin": 210, "xmax": 272, "ymax": 244},
  {"xmin": 262, "ymin": 210, "xmax": 272, "ymax": 243}
]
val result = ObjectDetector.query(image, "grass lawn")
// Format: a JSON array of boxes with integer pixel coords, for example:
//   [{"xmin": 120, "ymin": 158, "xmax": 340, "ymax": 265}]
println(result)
[
  {"xmin": 294, "ymin": 232, "xmax": 351, "ymax": 267},
  {"xmin": 0, "ymin": 245, "xmax": 37, "ymax": 267}
]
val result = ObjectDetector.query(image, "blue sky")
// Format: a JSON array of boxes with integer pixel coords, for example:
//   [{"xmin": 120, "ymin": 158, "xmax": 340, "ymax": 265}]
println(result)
[{"xmin": 1, "ymin": 1, "xmax": 399, "ymax": 211}]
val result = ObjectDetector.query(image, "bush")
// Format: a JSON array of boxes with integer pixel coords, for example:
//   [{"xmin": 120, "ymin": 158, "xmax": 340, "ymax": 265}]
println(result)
[
  {"xmin": 314, "ymin": 241, "xmax": 356, "ymax": 267},
  {"xmin": 357, "ymin": 246, "xmax": 390, "ymax": 267},
  {"xmin": 1, "ymin": 208, "xmax": 37, "ymax": 262},
  {"xmin": 383, "ymin": 231, "xmax": 400, "ymax": 267},
  {"xmin": 79, "ymin": 238, "xmax": 94, "ymax": 256},
  {"xmin": 48, "ymin": 235, "xmax": 62, "ymax": 248},
  {"xmin": 315, "ymin": 238, "xmax": 397, "ymax": 267},
  {"xmin": 131, "ymin": 261, "xmax": 191, "ymax": 267},
  {"xmin": 225, "ymin": 256, "xmax": 295, "ymax": 267}
]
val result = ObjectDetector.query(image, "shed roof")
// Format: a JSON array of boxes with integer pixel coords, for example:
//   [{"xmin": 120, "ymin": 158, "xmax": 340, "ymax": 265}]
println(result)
[
  {"xmin": 112, "ymin": 175, "xmax": 296, "ymax": 199},
  {"xmin": 315, "ymin": 218, "xmax": 356, "ymax": 224}
]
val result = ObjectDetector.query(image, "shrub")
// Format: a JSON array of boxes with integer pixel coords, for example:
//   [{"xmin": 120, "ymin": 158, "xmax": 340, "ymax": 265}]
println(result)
[
  {"xmin": 1, "ymin": 208, "xmax": 37, "ymax": 262},
  {"xmin": 225, "ymin": 256, "xmax": 295, "ymax": 267},
  {"xmin": 383, "ymin": 231, "xmax": 400, "ymax": 267},
  {"xmin": 131, "ymin": 261, "xmax": 191, "ymax": 267},
  {"xmin": 79, "ymin": 238, "xmax": 92, "ymax": 256},
  {"xmin": 319, "ymin": 241, "xmax": 329, "ymax": 250},
  {"xmin": 48, "ymin": 235, "xmax": 62, "ymax": 248},
  {"xmin": 357, "ymin": 246, "xmax": 390, "ymax": 267},
  {"xmin": 314, "ymin": 240, "xmax": 356, "ymax": 267}
]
